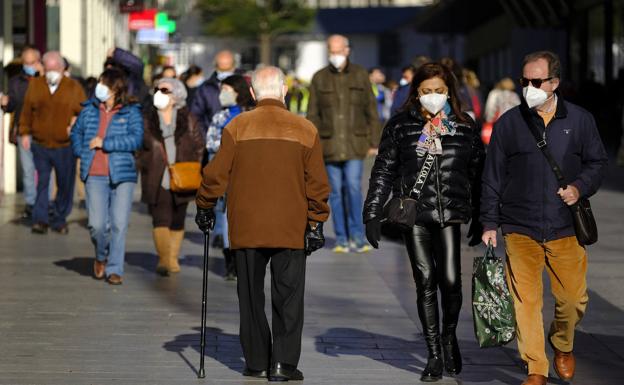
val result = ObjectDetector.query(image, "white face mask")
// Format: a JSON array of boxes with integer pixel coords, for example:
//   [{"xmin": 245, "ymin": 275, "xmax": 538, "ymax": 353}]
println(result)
[
  {"xmin": 329, "ymin": 54, "xmax": 347, "ymax": 69},
  {"xmin": 219, "ymin": 89, "xmax": 237, "ymax": 107},
  {"xmin": 216, "ymin": 71, "xmax": 233, "ymax": 81},
  {"xmin": 94, "ymin": 83, "xmax": 111, "ymax": 102},
  {"xmin": 522, "ymin": 85, "xmax": 549, "ymax": 109},
  {"xmin": 419, "ymin": 93, "xmax": 448, "ymax": 115},
  {"xmin": 399, "ymin": 78, "xmax": 409, "ymax": 87},
  {"xmin": 153, "ymin": 91, "xmax": 171, "ymax": 110},
  {"xmin": 46, "ymin": 71, "xmax": 62, "ymax": 85}
]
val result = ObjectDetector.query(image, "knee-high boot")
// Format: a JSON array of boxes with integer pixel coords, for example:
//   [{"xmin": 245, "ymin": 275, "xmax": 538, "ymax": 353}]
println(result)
[
  {"xmin": 153, "ymin": 227, "xmax": 171, "ymax": 276},
  {"xmin": 168, "ymin": 230, "xmax": 184, "ymax": 273}
]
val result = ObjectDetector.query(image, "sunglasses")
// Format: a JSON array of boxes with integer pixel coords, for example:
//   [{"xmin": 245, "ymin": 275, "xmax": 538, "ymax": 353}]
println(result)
[
  {"xmin": 519, "ymin": 77, "xmax": 553, "ymax": 88},
  {"xmin": 154, "ymin": 87, "xmax": 172, "ymax": 94}
]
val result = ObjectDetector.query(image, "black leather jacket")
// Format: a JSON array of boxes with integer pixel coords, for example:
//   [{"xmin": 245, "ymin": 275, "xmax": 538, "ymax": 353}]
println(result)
[{"xmin": 363, "ymin": 108, "xmax": 484, "ymax": 226}]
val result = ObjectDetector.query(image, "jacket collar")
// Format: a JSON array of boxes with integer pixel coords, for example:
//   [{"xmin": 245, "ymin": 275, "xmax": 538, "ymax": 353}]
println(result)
[{"xmin": 256, "ymin": 98, "xmax": 286, "ymax": 109}]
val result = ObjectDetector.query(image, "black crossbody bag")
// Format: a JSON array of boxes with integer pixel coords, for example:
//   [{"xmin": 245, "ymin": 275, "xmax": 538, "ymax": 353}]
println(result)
[
  {"xmin": 382, "ymin": 153, "xmax": 435, "ymax": 231},
  {"xmin": 519, "ymin": 107, "xmax": 598, "ymax": 246}
]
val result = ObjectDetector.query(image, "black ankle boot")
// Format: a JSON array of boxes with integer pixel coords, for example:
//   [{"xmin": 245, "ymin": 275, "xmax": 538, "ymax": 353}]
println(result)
[
  {"xmin": 442, "ymin": 334, "xmax": 462, "ymax": 375},
  {"xmin": 421, "ymin": 354, "xmax": 443, "ymax": 382}
]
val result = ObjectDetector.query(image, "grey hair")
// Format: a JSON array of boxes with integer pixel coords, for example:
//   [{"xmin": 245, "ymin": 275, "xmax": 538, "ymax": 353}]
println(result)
[
  {"xmin": 251, "ymin": 66, "xmax": 285, "ymax": 100},
  {"xmin": 328, "ymin": 34, "xmax": 350, "ymax": 48},
  {"xmin": 155, "ymin": 77, "xmax": 188, "ymax": 108},
  {"xmin": 42, "ymin": 51, "xmax": 64, "ymax": 70}
]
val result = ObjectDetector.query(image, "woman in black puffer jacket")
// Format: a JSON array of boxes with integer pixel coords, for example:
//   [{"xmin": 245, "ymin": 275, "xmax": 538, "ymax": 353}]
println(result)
[{"xmin": 363, "ymin": 62, "xmax": 484, "ymax": 382}]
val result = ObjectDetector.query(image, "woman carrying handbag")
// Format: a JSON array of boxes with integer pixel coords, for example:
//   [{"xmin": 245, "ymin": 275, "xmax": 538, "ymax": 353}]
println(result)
[
  {"xmin": 138, "ymin": 77, "xmax": 204, "ymax": 276},
  {"xmin": 363, "ymin": 62, "xmax": 484, "ymax": 382}
]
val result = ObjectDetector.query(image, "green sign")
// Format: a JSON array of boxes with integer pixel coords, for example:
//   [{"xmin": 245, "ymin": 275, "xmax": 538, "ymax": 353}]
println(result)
[{"xmin": 155, "ymin": 12, "xmax": 176, "ymax": 34}]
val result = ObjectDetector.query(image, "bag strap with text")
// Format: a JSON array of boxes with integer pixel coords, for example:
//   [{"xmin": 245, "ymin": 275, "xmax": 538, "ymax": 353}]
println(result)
[{"xmin": 401, "ymin": 153, "xmax": 435, "ymax": 199}]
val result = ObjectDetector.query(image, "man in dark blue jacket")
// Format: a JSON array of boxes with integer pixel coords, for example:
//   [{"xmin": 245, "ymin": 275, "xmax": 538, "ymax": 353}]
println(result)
[
  {"xmin": 1, "ymin": 46, "xmax": 42, "ymax": 218},
  {"xmin": 190, "ymin": 50, "xmax": 240, "ymax": 134},
  {"xmin": 480, "ymin": 51, "xmax": 607, "ymax": 385}
]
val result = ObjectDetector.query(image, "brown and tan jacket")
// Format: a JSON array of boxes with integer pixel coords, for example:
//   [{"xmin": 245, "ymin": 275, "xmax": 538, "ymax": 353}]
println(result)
[
  {"xmin": 196, "ymin": 99, "xmax": 330, "ymax": 250},
  {"xmin": 19, "ymin": 76, "xmax": 86, "ymax": 148}
]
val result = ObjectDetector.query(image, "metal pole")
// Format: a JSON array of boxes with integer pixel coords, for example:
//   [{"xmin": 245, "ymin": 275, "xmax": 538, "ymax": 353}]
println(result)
[{"xmin": 198, "ymin": 230, "xmax": 210, "ymax": 378}]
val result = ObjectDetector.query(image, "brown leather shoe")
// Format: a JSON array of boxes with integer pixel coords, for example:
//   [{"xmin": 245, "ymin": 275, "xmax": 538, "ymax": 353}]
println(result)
[
  {"xmin": 93, "ymin": 260, "xmax": 106, "ymax": 280},
  {"xmin": 107, "ymin": 274, "xmax": 123, "ymax": 285},
  {"xmin": 553, "ymin": 348, "xmax": 575, "ymax": 381},
  {"xmin": 521, "ymin": 374, "xmax": 547, "ymax": 385}
]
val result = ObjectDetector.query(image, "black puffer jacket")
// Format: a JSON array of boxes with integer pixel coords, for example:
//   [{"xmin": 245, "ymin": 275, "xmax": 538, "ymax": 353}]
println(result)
[{"xmin": 363, "ymin": 108, "xmax": 484, "ymax": 226}]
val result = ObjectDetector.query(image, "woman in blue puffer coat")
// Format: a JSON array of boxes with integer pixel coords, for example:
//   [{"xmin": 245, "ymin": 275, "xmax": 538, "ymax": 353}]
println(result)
[{"xmin": 70, "ymin": 68, "xmax": 143, "ymax": 285}]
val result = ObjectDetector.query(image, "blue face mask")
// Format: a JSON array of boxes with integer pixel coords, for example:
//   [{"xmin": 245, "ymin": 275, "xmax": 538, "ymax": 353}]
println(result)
[{"xmin": 23, "ymin": 65, "xmax": 37, "ymax": 76}]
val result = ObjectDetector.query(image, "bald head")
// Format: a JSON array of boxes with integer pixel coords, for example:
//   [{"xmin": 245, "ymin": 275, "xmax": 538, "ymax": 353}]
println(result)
[
  {"xmin": 327, "ymin": 34, "xmax": 350, "ymax": 56},
  {"xmin": 251, "ymin": 66, "xmax": 287, "ymax": 101},
  {"xmin": 42, "ymin": 51, "xmax": 64, "ymax": 73},
  {"xmin": 22, "ymin": 47, "xmax": 40, "ymax": 66},
  {"xmin": 215, "ymin": 50, "xmax": 235, "ymax": 72}
]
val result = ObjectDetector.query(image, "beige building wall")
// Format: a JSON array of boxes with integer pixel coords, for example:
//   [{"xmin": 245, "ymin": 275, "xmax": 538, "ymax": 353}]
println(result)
[{"xmin": 60, "ymin": 0, "xmax": 129, "ymax": 78}]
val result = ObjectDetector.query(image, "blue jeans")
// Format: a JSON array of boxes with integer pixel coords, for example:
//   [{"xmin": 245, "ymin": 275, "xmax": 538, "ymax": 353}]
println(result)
[
  {"xmin": 326, "ymin": 160, "xmax": 365, "ymax": 246},
  {"xmin": 214, "ymin": 197, "xmax": 230, "ymax": 249},
  {"xmin": 85, "ymin": 176, "xmax": 135, "ymax": 277},
  {"xmin": 31, "ymin": 143, "xmax": 75, "ymax": 227},
  {"xmin": 18, "ymin": 136, "xmax": 36, "ymax": 206}
]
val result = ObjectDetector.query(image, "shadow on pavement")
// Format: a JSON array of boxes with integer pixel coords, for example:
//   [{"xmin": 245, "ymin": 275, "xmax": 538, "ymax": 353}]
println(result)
[
  {"xmin": 125, "ymin": 251, "xmax": 158, "ymax": 273},
  {"xmin": 315, "ymin": 327, "xmax": 522, "ymax": 384},
  {"xmin": 53, "ymin": 256, "xmax": 96, "ymax": 278},
  {"xmin": 163, "ymin": 327, "xmax": 244, "ymax": 377}
]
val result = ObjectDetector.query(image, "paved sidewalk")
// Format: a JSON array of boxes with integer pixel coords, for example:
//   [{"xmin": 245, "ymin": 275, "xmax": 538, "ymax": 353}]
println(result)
[{"xmin": 0, "ymin": 162, "xmax": 623, "ymax": 385}]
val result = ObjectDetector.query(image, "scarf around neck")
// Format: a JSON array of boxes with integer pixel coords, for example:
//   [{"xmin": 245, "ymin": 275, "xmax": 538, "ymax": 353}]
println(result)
[{"xmin": 416, "ymin": 102, "xmax": 457, "ymax": 156}]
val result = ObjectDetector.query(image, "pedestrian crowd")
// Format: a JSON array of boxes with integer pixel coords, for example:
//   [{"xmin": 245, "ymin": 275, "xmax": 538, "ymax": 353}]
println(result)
[{"xmin": 1, "ymin": 36, "xmax": 610, "ymax": 385}]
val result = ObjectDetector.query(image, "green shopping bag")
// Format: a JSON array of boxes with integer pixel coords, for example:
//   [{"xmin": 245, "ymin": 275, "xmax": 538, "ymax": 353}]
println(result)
[{"xmin": 471, "ymin": 243, "xmax": 516, "ymax": 348}]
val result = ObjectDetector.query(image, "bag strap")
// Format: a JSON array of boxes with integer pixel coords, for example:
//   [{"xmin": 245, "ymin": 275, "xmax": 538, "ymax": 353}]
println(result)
[
  {"xmin": 159, "ymin": 141, "xmax": 174, "ymax": 167},
  {"xmin": 402, "ymin": 153, "xmax": 435, "ymax": 199},
  {"xmin": 518, "ymin": 105, "xmax": 567, "ymax": 189}
]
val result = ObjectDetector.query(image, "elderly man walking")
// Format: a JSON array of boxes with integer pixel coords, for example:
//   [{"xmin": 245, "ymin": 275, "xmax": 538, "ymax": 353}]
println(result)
[
  {"xmin": 195, "ymin": 67, "xmax": 330, "ymax": 381},
  {"xmin": 19, "ymin": 51, "xmax": 86, "ymax": 234},
  {"xmin": 481, "ymin": 51, "xmax": 607, "ymax": 385},
  {"xmin": 307, "ymin": 34, "xmax": 380, "ymax": 253}
]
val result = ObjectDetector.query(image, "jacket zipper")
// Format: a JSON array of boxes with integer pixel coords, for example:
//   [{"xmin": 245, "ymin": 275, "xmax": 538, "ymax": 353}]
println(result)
[
  {"xmin": 541, "ymin": 124, "xmax": 547, "ymax": 242},
  {"xmin": 435, "ymin": 156, "xmax": 444, "ymax": 227}
]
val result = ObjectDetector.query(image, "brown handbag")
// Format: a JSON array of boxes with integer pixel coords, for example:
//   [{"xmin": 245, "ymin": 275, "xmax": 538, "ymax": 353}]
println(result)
[{"xmin": 160, "ymin": 144, "xmax": 202, "ymax": 193}]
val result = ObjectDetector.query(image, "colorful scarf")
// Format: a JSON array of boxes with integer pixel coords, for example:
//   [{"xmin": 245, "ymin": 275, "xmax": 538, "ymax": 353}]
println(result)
[{"xmin": 416, "ymin": 103, "xmax": 457, "ymax": 156}]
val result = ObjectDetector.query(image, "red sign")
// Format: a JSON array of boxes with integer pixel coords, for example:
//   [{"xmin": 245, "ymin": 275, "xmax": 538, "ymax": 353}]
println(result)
[{"xmin": 128, "ymin": 9, "xmax": 157, "ymax": 30}]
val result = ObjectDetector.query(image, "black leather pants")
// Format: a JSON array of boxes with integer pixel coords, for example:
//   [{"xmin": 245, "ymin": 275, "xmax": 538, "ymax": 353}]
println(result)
[{"xmin": 403, "ymin": 224, "xmax": 462, "ymax": 357}]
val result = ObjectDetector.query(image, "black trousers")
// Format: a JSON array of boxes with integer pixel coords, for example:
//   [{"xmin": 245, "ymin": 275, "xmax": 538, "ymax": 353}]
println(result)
[
  {"xmin": 403, "ymin": 224, "xmax": 462, "ymax": 354},
  {"xmin": 235, "ymin": 248, "xmax": 306, "ymax": 371},
  {"xmin": 149, "ymin": 187, "xmax": 188, "ymax": 230}
]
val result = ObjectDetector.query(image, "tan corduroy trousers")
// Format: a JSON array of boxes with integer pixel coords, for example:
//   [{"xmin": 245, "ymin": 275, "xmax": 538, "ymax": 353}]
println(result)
[{"xmin": 504, "ymin": 233, "xmax": 588, "ymax": 377}]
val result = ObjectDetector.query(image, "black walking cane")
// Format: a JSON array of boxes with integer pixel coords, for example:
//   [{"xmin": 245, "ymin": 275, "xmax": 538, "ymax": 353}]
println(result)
[{"xmin": 198, "ymin": 229, "xmax": 210, "ymax": 378}]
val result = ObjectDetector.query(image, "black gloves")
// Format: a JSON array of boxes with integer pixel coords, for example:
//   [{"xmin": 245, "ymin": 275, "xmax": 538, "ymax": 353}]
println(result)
[
  {"xmin": 305, "ymin": 222, "xmax": 325, "ymax": 256},
  {"xmin": 195, "ymin": 207, "xmax": 215, "ymax": 233},
  {"xmin": 467, "ymin": 218, "xmax": 483, "ymax": 247},
  {"xmin": 365, "ymin": 218, "xmax": 381, "ymax": 249}
]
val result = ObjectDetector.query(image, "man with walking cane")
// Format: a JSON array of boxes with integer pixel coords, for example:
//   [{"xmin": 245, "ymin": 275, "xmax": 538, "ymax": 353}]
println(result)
[{"xmin": 195, "ymin": 66, "xmax": 330, "ymax": 381}]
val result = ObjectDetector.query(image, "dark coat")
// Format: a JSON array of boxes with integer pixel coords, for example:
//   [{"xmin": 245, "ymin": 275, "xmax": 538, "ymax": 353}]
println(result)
[
  {"xmin": 189, "ymin": 72, "xmax": 220, "ymax": 134},
  {"xmin": 307, "ymin": 61, "xmax": 381, "ymax": 162},
  {"xmin": 70, "ymin": 99, "xmax": 144, "ymax": 184},
  {"xmin": 2, "ymin": 71, "xmax": 34, "ymax": 143},
  {"xmin": 363, "ymin": 108, "xmax": 484, "ymax": 226},
  {"xmin": 138, "ymin": 106, "xmax": 205, "ymax": 205},
  {"xmin": 480, "ymin": 95, "xmax": 608, "ymax": 242}
]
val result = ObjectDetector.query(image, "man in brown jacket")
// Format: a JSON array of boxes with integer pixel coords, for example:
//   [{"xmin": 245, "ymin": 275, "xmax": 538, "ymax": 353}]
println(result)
[
  {"xmin": 195, "ymin": 66, "xmax": 330, "ymax": 381},
  {"xmin": 19, "ymin": 51, "xmax": 86, "ymax": 234},
  {"xmin": 307, "ymin": 34, "xmax": 380, "ymax": 254}
]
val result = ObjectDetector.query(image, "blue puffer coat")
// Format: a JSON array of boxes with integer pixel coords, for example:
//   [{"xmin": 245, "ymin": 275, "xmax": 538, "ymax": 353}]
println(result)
[{"xmin": 70, "ymin": 99, "xmax": 144, "ymax": 184}]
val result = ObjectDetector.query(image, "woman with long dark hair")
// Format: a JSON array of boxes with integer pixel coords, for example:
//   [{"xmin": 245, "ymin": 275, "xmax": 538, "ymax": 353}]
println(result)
[
  {"xmin": 363, "ymin": 62, "xmax": 484, "ymax": 381},
  {"xmin": 70, "ymin": 68, "xmax": 144, "ymax": 285},
  {"xmin": 138, "ymin": 77, "xmax": 204, "ymax": 276},
  {"xmin": 206, "ymin": 74, "xmax": 255, "ymax": 280}
]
